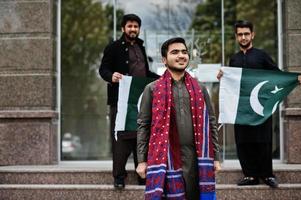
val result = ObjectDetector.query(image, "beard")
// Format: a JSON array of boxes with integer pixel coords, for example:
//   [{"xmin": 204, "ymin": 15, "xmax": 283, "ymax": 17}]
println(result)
[
  {"xmin": 239, "ymin": 40, "xmax": 252, "ymax": 49},
  {"xmin": 166, "ymin": 65, "xmax": 187, "ymax": 73},
  {"xmin": 124, "ymin": 32, "xmax": 139, "ymax": 41}
]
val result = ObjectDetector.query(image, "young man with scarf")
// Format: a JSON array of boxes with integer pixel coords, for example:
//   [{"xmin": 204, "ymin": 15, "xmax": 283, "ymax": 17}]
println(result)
[{"xmin": 136, "ymin": 37, "xmax": 221, "ymax": 200}]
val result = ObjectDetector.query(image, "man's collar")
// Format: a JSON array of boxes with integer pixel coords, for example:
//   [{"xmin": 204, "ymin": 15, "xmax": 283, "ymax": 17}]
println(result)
[
  {"xmin": 240, "ymin": 46, "xmax": 253, "ymax": 54},
  {"xmin": 172, "ymin": 73, "xmax": 186, "ymax": 83}
]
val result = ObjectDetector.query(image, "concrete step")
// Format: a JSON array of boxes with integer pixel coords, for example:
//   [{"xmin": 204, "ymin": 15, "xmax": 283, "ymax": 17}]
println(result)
[
  {"xmin": 217, "ymin": 184, "xmax": 301, "ymax": 200},
  {"xmin": 216, "ymin": 165, "xmax": 301, "ymax": 184},
  {"xmin": 0, "ymin": 169, "xmax": 137, "ymax": 185},
  {"xmin": 0, "ymin": 184, "xmax": 300, "ymax": 200},
  {"xmin": 1, "ymin": 164, "xmax": 301, "ymax": 185}
]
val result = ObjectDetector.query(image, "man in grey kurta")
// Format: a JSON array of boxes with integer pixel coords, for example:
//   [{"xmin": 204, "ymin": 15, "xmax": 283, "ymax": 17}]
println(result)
[
  {"xmin": 137, "ymin": 79, "xmax": 220, "ymax": 199},
  {"xmin": 136, "ymin": 37, "xmax": 221, "ymax": 200}
]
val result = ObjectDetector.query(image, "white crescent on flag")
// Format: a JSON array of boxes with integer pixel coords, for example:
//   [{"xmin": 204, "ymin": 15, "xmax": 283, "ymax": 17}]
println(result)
[{"xmin": 250, "ymin": 80, "xmax": 268, "ymax": 117}]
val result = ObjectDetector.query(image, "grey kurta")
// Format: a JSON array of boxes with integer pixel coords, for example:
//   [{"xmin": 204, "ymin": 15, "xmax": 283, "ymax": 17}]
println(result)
[{"xmin": 137, "ymin": 76, "xmax": 220, "ymax": 200}]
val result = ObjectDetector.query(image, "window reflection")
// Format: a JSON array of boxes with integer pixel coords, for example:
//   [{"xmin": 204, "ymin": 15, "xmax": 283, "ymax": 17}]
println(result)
[{"xmin": 61, "ymin": 0, "xmax": 279, "ymax": 161}]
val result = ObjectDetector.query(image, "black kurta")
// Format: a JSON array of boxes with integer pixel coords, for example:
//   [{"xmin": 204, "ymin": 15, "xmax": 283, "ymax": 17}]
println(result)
[
  {"xmin": 229, "ymin": 47, "xmax": 278, "ymax": 177},
  {"xmin": 229, "ymin": 47, "xmax": 278, "ymax": 143}
]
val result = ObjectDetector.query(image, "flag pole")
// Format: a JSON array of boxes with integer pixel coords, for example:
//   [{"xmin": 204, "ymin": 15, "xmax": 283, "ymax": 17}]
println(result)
[
  {"xmin": 221, "ymin": 0, "xmax": 226, "ymax": 163},
  {"xmin": 113, "ymin": 0, "xmax": 117, "ymax": 41},
  {"xmin": 221, "ymin": 0, "xmax": 225, "ymax": 66}
]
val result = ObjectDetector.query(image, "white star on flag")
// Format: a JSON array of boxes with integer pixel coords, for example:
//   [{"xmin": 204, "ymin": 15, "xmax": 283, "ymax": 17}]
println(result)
[{"xmin": 271, "ymin": 86, "xmax": 283, "ymax": 94}]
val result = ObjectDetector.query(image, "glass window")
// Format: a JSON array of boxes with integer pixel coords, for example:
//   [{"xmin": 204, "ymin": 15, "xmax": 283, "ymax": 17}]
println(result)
[
  {"xmin": 61, "ymin": 1, "xmax": 116, "ymax": 160},
  {"xmin": 61, "ymin": 0, "xmax": 280, "ymax": 161}
]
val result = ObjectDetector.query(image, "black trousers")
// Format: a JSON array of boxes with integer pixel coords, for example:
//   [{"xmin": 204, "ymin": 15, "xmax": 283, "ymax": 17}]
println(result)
[
  {"xmin": 110, "ymin": 106, "xmax": 139, "ymax": 179},
  {"xmin": 236, "ymin": 142, "xmax": 273, "ymax": 178}
]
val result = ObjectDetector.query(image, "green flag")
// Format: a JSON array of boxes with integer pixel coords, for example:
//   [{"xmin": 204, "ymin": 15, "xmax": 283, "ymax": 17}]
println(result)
[
  {"xmin": 218, "ymin": 67, "xmax": 300, "ymax": 125},
  {"xmin": 115, "ymin": 76, "xmax": 155, "ymax": 135}
]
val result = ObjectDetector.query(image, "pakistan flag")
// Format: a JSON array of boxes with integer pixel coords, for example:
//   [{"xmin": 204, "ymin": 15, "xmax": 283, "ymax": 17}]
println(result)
[
  {"xmin": 218, "ymin": 67, "xmax": 300, "ymax": 125},
  {"xmin": 114, "ymin": 76, "xmax": 155, "ymax": 137}
]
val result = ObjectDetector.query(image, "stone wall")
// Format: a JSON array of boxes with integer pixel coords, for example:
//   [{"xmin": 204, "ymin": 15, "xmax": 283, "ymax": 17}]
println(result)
[
  {"xmin": 283, "ymin": 0, "xmax": 301, "ymax": 163},
  {"xmin": 0, "ymin": 0, "xmax": 57, "ymax": 165}
]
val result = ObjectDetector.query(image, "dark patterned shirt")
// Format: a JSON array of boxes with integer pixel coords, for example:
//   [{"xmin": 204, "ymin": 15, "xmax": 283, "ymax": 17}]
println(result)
[{"xmin": 128, "ymin": 42, "xmax": 146, "ymax": 77}]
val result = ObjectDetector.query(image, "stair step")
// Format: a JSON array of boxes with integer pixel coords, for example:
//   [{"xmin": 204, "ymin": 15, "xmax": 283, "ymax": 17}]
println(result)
[
  {"xmin": 0, "ymin": 170, "xmax": 138, "ymax": 185},
  {"xmin": 1, "ymin": 164, "xmax": 301, "ymax": 184},
  {"xmin": 0, "ymin": 184, "xmax": 300, "ymax": 200},
  {"xmin": 216, "ymin": 167, "xmax": 301, "ymax": 184},
  {"xmin": 0, "ymin": 184, "xmax": 144, "ymax": 200},
  {"xmin": 218, "ymin": 183, "xmax": 301, "ymax": 200}
]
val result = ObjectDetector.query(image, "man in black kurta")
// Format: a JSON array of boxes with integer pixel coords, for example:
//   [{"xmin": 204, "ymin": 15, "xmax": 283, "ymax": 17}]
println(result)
[{"xmin": 229, "ymin": 20, "xmax": 279, "ymax": 188}]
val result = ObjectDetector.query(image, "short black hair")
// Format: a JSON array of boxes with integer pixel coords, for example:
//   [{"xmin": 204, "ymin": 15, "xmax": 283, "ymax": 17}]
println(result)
[
  {"xmin": 161, "ymin": 37, "xmax": 188, "ymax": 58},
  {"xmin": 234, "ymin": 20, "xmax": 253, "ymax": 33},
  {"xmin": 121, "ymin": 14, "xmax": 141, "ymax": 28}
]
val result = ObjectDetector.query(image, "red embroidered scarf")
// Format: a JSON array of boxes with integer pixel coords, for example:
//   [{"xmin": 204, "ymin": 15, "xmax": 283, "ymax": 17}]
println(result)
[{"xmin": 145, "ymin": 70, "xmax": 216, "ymax": 199}]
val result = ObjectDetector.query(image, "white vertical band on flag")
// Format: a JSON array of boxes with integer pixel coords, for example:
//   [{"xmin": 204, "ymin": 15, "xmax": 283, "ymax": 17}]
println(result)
[
  {"xmin": 114, "ymin": 76, "xmax": 132, "ymax": 132},
  {"xmin": 218, "ymin": 67, "xmax": 242, "ymax": 124}
]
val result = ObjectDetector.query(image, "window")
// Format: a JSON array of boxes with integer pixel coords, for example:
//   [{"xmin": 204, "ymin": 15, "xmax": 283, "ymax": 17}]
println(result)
[{"xmin": 60, "ymin": 0, "xmax": 280, "ymax": 161}]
